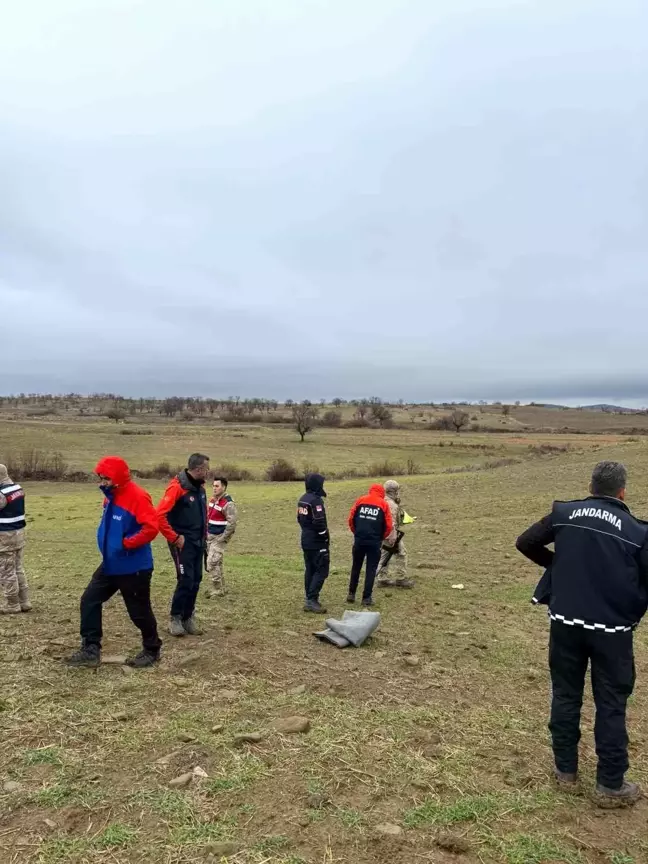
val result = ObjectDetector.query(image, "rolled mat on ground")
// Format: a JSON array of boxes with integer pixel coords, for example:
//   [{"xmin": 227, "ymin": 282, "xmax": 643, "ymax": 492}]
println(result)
[{"xmin": 314, "ymin": 610, "xmax": 381, "ymax": 648}]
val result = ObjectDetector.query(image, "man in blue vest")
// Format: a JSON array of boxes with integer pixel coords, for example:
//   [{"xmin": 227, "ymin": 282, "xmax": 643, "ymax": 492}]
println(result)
[
  {"xmin": 0, "ymin": 463, "xmax": 31, "ymax": 614},
  {"xmin": 517, "ymin": 461, "xmax": 648, "ymax": 807}
]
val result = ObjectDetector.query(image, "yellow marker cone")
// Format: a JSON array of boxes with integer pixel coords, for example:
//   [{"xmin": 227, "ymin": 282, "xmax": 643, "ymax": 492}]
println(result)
[{"xmin": 402, "ymin": 512, "xmax": 417, "ymax": 524}]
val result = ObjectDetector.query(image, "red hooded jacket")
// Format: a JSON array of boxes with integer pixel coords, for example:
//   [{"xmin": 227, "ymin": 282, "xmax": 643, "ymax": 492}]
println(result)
[
  {"xmin": 95, "ymin": 456, "xmax": 159, "ymax": 575},
  {"xmin": 348, "ymin": 484, "xmax": 394, "ymax": 545}
]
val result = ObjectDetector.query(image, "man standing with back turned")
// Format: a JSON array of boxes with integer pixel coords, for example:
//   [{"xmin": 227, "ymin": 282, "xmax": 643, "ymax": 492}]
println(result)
[
  {"xmin": 516, "ymin": 461, "xmax": 648, "ymax": 806},
  {"xmin": 158, "ymin": 454, "xmax": 209, "ymax": 637},
  {"xmin": 347, "ymin": 484, "xmax": 394, "ymax": 607},
  {"xmin": 297, "ymin": 473, "xmax": 330, "ymax": 613}
]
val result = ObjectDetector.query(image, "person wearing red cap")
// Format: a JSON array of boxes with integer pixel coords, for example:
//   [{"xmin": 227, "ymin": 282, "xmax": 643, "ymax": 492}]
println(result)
[
  {"xmin": 65, "ymin": 456, "xmax": 162, "ymax": 668},
  {"xmin": 347, "ymin": 484, "xmax": 395, "ymax": 606}
]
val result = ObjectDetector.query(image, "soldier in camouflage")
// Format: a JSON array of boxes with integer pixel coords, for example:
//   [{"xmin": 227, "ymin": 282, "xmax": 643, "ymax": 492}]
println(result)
[
  {"xmin": 206, "ymin": 477, "xmax": 238, "ymax": 597},
  {"xmin": 0, "ymin": 464, "xmax": 31, "ymax": 614},
  {"xmin": 376, "ymin": 479, "xmax": 414, "ymax": 589}
]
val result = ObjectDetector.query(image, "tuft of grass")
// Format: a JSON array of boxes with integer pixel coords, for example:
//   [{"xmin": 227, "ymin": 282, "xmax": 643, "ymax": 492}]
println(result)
[
  {"xmin": 172, "ymin": 817, "xmax": 237, "ymax": 845},
  {"xmin": 23, "ymin": 746, "xmax": 62, "ymax": 766},
  {"xmin": 31, "ymin": 784, "xmax": 73, "ymax": 807},
  {"xmin": 206, "ymin": 754, "xmax": 269, "ymax": 795},
  {"xmin": 607, "ymin": 854, "xmax": 635, "ymax": 864},
  {"xmin": 37, "ymin": 838, "xmax": 88, "ymax": 864},
  {"xmin": 93, "ymin": 824, "xmax": 138, "ymax": 850},
  {"xmin": 336, "ymin": 807, "xmax": 365, "ymax": 829},
  {"xmin": 403, "ymin": 792, "xmax": 554, "ymax": 828},
  {"xmin": 500, "ymin": 833, "xmax": 583, "ymax": 864},
  {"xmin": 135, "ymin": 789, "xmax": 196, "ymax": 821},
  {"xmin": 254, "ymin": 835, "xmax": 292, "ymax": 854}
]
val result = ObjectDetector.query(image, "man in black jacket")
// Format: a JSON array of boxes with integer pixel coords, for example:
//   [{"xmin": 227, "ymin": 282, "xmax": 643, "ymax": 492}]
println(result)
[
  {"xmin": 158, "ymin": 454, "xmax": 209, "ymax": 637},
  {"xmin": 297, "ymin": 473, "xmax": 329, "ymax": 613},
  {"xmin": 517, "ymin": 461, "xmax": 648, "ymax": 806}
]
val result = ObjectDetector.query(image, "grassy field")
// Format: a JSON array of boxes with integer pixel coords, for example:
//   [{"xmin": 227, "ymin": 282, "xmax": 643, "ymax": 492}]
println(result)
[{"xmin": 1, "ymin": 420, "xmax": 648, "ymax": 863}]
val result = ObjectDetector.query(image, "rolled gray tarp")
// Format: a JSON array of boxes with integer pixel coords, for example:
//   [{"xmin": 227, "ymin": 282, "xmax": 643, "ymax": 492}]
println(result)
[{"xmin": 314, "ymin": 609, "xmax": 381, "ymax": 648}]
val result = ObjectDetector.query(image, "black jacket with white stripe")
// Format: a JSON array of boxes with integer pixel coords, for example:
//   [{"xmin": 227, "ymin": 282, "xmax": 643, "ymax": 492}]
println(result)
[{"xmin": 516, "ymin": 496, "xmax": 648, "ymax": 632}]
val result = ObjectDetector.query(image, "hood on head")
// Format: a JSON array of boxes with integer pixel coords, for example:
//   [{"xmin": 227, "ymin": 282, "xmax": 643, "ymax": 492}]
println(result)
[
  {"xmin": 369, "ymin": 484, "xmax": 386, "ymax": 499},
  {"xmin": 95, "ymin": 456, "xmax": 131, "ymax": 487},
  {"xmin": 384, "ymin": 480, "xmax": 400, "ymax": 499},
  {"xmin": 305, "ymin": 473, "xmax": 326, "ymax": 496},
  {"xmin": 0, "ymin": 464, "xmax": 9, "ymax": 483}
]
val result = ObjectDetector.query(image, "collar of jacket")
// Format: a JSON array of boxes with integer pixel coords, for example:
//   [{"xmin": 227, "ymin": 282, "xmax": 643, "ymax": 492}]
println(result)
[
  {"xmin": 179, "ymin": 469, "xmax": 204, "ymax": 490},
  {"xmin": 585, "ymin": 495, "xmax": 630, "ymax": 514}
]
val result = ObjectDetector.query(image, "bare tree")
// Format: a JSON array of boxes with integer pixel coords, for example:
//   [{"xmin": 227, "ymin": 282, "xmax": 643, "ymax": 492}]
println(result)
[
  {"xmin": 450, "ymin": 409, "xmax": 470, "ymax": 433},
  {"xmin": 369, "ymin": 397, "xmax": 393, "ymax": 428},
  {"xmin": 105, "ymin": 407, "xmax": 126, "ymax": 423},
  {"xmin": 292, "ymin": 401, "xmax": 319, "ymax": 442}
]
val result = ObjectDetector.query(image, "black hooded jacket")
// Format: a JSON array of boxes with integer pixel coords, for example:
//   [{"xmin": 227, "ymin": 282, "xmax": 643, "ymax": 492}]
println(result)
[{"xmin": 297, "ymin": 473, "xmax": 329, "ymax": 550}]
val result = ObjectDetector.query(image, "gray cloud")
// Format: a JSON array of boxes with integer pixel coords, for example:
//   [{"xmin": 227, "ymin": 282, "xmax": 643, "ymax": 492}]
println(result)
[{"xmin": 2, "ymin": 0, "xmax": 648, "ymax": 403}]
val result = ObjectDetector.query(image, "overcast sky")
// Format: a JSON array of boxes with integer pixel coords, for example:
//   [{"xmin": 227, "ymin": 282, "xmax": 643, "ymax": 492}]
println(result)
[{"xmin": 1, "ymin": 0, "xmax": 647, "ymax": 404}]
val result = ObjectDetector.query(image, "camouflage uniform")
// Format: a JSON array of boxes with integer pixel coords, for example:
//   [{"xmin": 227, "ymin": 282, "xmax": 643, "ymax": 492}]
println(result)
[
  {"xmin": 376, "ymin": 480, "xmax": 412, "ymax": 587},
  {"xmin": 206, "ymin": 497, "xmax": 237, "ymax": 596},
  {"xmin": 0, "ymin": 465, "xmax": 30, "ymax": 614}
]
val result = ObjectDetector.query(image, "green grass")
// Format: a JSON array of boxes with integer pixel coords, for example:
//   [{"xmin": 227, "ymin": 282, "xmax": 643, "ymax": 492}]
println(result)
[
  {"xmin": 403, "ymin": 792, "xmax": 556, "ymax": 828},
  {"xmin": 500, "ymin": 833, "xmax": 583, "ymax": 864},
  {"xmin": 254, "ymin": 835, "xmax": 292, "ymax": 854},
  {"xmin": 23, "ymin": 746, "xmax": 63, "ymax": 766},
  {"xmin": 607, "ymin": 854, "xmax": 635, "ymax": 864},
  {"xmin": 37, "ymin": 838, "xmax": 88, "ymax": 864},
  {"xmin": 93, "ymin": 824, "xmax": 138, "ymax": 850},
  {"xmin": 31, "ymin": 783, "xmax": 74, "ymax": 807}
]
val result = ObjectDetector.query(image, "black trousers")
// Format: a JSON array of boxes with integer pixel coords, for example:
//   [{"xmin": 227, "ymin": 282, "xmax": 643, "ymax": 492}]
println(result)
[
  {"xmin": 549, "ymin": 620, "xmax": 635, "ymax": 789},
  {"xmin": 80, "ymin": 566, "xmax": 161, "ymax": 653},
  {"xmin": 348, "ymin": 542, "xmax": 381, "ymax": 601},
  {"xmin": 169, "ymin": 541, "xmax": 204, "ymax": 620},
  {"xmin": 303, "ymin": 548, "xmax": 330, "ymax": 601}
]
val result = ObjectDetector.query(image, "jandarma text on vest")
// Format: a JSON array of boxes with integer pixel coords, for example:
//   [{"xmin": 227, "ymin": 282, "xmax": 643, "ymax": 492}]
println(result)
[{"xmin": 569, "ymin": 507, "xmax": 622, "ymax": 531}]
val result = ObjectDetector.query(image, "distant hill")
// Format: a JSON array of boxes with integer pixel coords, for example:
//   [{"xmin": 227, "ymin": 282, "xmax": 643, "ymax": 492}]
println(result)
[{"xmin": 580, "ymin": 404, "xmax": 644, "ymax": 414}]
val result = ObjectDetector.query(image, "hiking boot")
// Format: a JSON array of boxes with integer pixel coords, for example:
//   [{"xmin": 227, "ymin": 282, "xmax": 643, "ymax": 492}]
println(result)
[
  {"xmin": 65, "ymin": 645, "xmax": 100, "ymax": 668},
  {"xmin": 377, "ymin": 579, "xmax": 395, "ymax": 588},
  {"xmin": 169, "ymin": 616, "xmax": 186, "ymax": 637},
  {"xmin": 394, "ymin": 578, "xmax": 415, "ymax": 589},
  {"xmin": 182, "ymin": 616, "xmax": 203, "ymax": 636},
  {"xmin": 346, "ymin": 592, "xmax": 356, "ymax": 604},
  {"xmin": 208, "ymin": 587, "xmax": 226, "ymax": 598},
  {"xmin": 19, "ymin": 589, "xmax": 32, "ymax": 612},
  {"xmin": 594, "ymin": 781, "xmax": 641, "ymax": 808},
  {"xmin": 1, "ymin": 592, "xmax": 21, "ymax": 614},
  {"xmin": 126, "ymin": 649, "xmax": 160, "ymax": 668},
  {"xmin": 554, "ymin": 769, "xmax": 579, "ymax": 790},
  {"xmin": 304, "ymin": 600, "xmax": 327, "ymax": 613},
  {"xmin": 0, "ymin": 604, "xmax": 22, "ymax": 615},
  {"xmin": 361, "ymin": 597, "xmax": 375, "ymax": 607}
]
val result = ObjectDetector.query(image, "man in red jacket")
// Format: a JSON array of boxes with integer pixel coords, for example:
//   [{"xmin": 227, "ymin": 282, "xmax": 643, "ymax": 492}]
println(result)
[
  {"xmin": 66, "ymin": 456, "xmax": 162, "ymax": 668},
  {"xmin": 347, "ymin": 484, "xmax": 395, "ymax": 606}
]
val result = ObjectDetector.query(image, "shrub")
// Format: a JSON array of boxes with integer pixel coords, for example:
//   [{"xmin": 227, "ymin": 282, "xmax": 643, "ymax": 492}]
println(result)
[
  {"xmin": 211, "ymin": 463, "xmax": 254, "ymax": 481},
  {"xmin": 132, "ymin": 461, "xmax": 182, "ymax": 480},
  {"xmin": 367, "ymin": 460, "xmax": 406, "ymax": 476},
  {"xmin": 119, "ymin": 429, "xmax": 154, "ymax": 436},
  {"xmin": 320, "ymin": 410, "xmax": 342, "ymax": 428},
  {"xmin": 266, "ymin": 459, "xmax": 299, "ymax": 482},
  {"xmin": 105, "ymin": 408, "xmax": 127, "ymax": 423},
  {"xmin": 344, "ymin": 417, "xmax": 370, "ymax": 428},
  {"xmin": 3, "ymin": 449, "xmax": 69, "ymax": 481},
  {"xmin": 222, "ymin": 412, "xmax": 264, "ymax": 424},
  {"xmin": 406, "ymin": 458, "xmax": 421, "ymax": 475}
]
